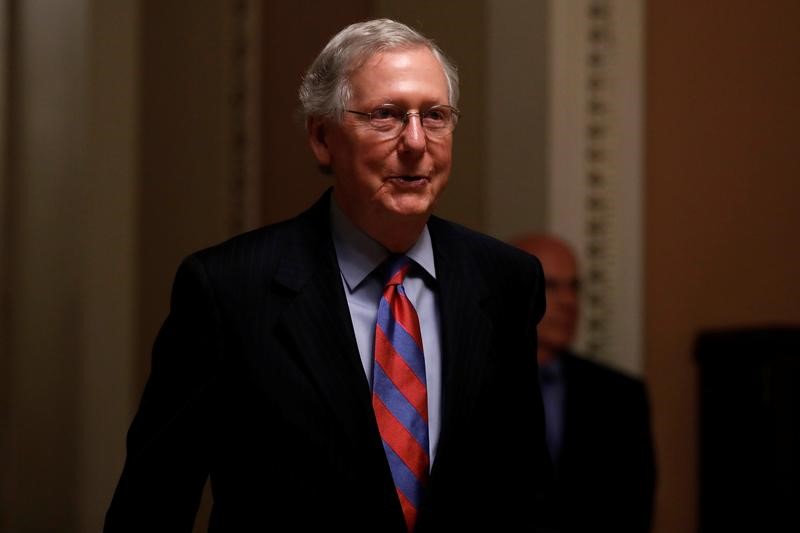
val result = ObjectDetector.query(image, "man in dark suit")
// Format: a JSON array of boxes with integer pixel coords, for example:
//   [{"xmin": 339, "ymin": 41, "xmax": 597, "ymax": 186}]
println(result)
[
  {"xmin": 106, "ymin": 19, "xmax": 553, "ymax": 532},
  {"xmin": 512, "ymin": 234, "xmax": 656, "ymax": 533}
]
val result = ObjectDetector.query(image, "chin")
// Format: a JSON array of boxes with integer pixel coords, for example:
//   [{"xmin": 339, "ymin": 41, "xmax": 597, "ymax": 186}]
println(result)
[{"xmin": 382, "ymin": 194, "xmax": 436, "ymax": 217}]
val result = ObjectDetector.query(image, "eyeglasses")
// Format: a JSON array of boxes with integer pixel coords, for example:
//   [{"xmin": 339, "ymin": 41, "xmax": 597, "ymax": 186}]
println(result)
[{"xmin": 345, "ymin": 104, "xmax": 460, "ymax": 139}]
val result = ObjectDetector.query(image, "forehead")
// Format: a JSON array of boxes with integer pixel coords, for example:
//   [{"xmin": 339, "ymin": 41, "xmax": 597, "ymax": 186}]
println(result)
[
  {"xmin": 348, "ymin": 46, "xmax": 449, "ymax": 105},
  {"xmin": 538, "ymin": 246, "xmax": 578, "ymax": 280}
]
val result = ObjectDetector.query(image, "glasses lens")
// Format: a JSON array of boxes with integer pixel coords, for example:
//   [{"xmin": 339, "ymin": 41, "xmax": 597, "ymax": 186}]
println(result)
[
  {"xmin": 368, "ymin": 105, "xmax": 405, "ymax": 135},
  {"xmin": 422, "ymin": 106, "xmax": 457, "ymax": 137},
  {"xmin": 422, "ymin": 108, "xmax": 450, "ymax": 129},
  {"xmin": 359, "ymin": 104, "xmax": 459, "ymax": 137}
]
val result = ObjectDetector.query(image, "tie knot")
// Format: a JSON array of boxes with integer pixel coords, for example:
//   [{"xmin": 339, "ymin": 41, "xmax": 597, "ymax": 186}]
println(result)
[{"xmin": 383, "ymin": 254, "xmax": 411, "ymax": 288}]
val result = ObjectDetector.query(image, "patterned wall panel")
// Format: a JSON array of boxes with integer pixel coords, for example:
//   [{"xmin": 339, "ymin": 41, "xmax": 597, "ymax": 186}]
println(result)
[{"xmin": 549, "ymin": 0, "xmax": 644, "ymax": 374}]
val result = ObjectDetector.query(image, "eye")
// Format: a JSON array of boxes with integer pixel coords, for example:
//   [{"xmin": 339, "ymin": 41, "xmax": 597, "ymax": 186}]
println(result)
[
  {"xmin": 371, "ymin": 105, "xmax": 403, "ymax": 121},
  {"xmin": 424, "ymin": 108, "xmax": 446, "ymax": 121},
  {"xmin": 422, "ymin": 107, "xmax": 451, "ymax": 128}
]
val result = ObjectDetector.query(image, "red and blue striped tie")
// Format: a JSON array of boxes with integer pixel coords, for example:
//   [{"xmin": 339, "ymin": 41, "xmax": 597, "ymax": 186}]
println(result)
[{"xmin": 372, "ymin": 255, "xmax": 429, "ymax": 532}]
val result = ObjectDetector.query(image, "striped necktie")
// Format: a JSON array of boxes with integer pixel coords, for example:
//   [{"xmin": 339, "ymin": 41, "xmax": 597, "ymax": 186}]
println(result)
[{"xmin": 372, "ymin": 255, "xmax": 429, "ymax": 532}]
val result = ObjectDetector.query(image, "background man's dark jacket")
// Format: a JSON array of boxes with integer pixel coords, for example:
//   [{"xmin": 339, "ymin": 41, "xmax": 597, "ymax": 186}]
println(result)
[{"xmin": 554, "ymin": 352, "xmax": 656, "ymax": 532}]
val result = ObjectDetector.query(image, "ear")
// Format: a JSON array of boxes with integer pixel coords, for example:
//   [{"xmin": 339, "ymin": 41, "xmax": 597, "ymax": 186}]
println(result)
[{"xmin": 307, "ymin": 117, "xmax": 332, "ymax": 167}]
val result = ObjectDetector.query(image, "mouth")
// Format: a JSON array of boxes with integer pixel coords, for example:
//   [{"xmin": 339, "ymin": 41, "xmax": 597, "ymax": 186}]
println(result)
[{"xmin": 388, "ymin": 175, "xmax": 429, "ymax": 184}]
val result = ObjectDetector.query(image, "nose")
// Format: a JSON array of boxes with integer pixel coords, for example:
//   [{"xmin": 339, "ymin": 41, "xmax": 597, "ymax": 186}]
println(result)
[
  {"xmin": 546, "ymin": 281, "xmax": 579, "ymax": 309},
  {"xmin": 398, "ymin": 113, "xmax": 427, "ymax": 154}
]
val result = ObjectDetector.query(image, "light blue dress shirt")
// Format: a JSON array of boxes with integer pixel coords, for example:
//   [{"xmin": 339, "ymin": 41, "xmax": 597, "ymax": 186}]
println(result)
[{"xmin": 330, "ymin": 201, "xmax": 442, "ymax": 462}]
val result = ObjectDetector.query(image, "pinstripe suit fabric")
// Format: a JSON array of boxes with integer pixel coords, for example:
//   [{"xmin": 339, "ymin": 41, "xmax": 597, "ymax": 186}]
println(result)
[{"xmin": 105, "ymin": 190, "xmax": 554, "ymax": 532}]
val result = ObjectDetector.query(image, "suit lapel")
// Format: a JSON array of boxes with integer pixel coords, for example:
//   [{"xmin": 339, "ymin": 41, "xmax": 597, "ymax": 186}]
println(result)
[
  {"xmin": 427, "ymin": 218, "xmax": 494, "ymax": 469},
  {"xmin": 272, "ymin": 194, "xmax": 377, "ymax": 448}
]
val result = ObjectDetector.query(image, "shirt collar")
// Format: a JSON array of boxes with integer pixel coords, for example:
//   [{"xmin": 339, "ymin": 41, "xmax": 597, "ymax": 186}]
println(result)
[
  {"xmin": 539, "ymin": 356, "xmax": 564, "ymax": 384},
  {"xmin": 330, "ymin": 198, "xmax": 437, "ymax": 292}
]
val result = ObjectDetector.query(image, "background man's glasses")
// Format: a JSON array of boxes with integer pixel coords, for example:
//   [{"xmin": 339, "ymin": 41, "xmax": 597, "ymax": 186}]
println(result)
[{"xmin": 345, "ymin": 104, "xmax": 460, "ymax": 139}]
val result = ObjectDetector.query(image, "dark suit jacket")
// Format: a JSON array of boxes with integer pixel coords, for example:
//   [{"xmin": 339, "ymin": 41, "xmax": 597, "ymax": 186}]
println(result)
[
  {"xmin": 105, "ymin": 191, "xmax": 554, "ymax": 532},
  {"xmin": 553, "ymin": 352, "xmax": 656, "ymax": 533}
]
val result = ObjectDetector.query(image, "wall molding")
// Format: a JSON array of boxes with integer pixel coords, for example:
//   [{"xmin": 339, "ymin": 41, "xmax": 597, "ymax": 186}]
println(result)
[
  {"xmin": 228, "ymin": 0, "xmax": 262, "ymax": 234},
  {"xmin": 548, "ymin": 0, "xmax": 644, "ymax": 374}
]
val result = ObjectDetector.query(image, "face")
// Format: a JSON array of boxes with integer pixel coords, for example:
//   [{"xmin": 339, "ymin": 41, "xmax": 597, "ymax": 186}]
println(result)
[
  {"xmin": 534, "ymin": 242, "xmax": 580, "ymax": 355},
  {"xmin": 308, "ymin": 46, "xmax": 452, "ymax": 239}
]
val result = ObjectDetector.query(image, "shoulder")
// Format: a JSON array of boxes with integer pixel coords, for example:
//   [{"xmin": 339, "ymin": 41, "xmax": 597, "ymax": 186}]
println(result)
[
  {"xmin": 427, "ymin": 217, "xmax": 545, "ymax": 325},
  {"xmin": 182, "ymin": 219, "xmax": 290, "ymax": 280},
  {"xmin": 178, "ymin": 192, "xmax": 330, "ymax": 289},
  {"xmin": 563, "ymin": 352, "xmax": 648, "ymax": 401},
  {"xmin": 561, "ymin": 354, "xmax": 652, "ymax": 437},
  {"xmin": 427, "ymin": 216, "xmax": 543, "ymax": 281}
]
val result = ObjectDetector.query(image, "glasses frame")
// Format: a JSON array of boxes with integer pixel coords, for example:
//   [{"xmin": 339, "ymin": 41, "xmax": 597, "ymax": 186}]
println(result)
[{"xmin": 344, "ymin": 103, "xmax": 460, "ymax": 138}]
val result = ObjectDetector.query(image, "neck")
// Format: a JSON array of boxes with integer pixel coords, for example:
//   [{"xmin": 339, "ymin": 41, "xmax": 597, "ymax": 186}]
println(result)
[
  {"xmin": 333, "ymin": 195, "xmax": 429, "ymax": 253},
  {"xmin": 537, "ymin": 347, "xmax": 558, "ymax": 368},
  {"xmin": 369, "ymin": 217, "xmax": 428, "ymax": 253}
]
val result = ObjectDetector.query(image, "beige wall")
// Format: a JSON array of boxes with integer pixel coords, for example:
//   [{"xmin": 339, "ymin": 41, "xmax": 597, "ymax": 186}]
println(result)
[
  {"xmin": 485, "ymin": 0, "xmax": 549, "ymax": 237},
  {"xmin": 1, "ymin": 1, "xmax": 138, "ymax": 531},
  {"xmin": 645, "ymin": 1, "xmax": 800, "ymax": 531},
  {"xmin": 139, "ymin": 0, "xmax": 238, "ymax": 386},
  {"xmin": 258, "ymin": 1, "xmax": 370, "ymax": 225}
]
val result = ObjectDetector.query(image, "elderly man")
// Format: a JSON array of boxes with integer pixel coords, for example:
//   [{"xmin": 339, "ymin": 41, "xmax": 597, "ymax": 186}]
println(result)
[
  {"xmin": 511, "ymin": 234, "xmax": 656, "ymax": 533},
  {"xmin": 106, "ymin": 19, "xmax": 553, "ymax": 532}
]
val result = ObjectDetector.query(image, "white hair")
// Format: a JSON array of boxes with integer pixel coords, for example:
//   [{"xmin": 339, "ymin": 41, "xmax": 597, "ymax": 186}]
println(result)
[{"xmin": 298, "ymin": 18, "xmax": 459, "ymax": 121}]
